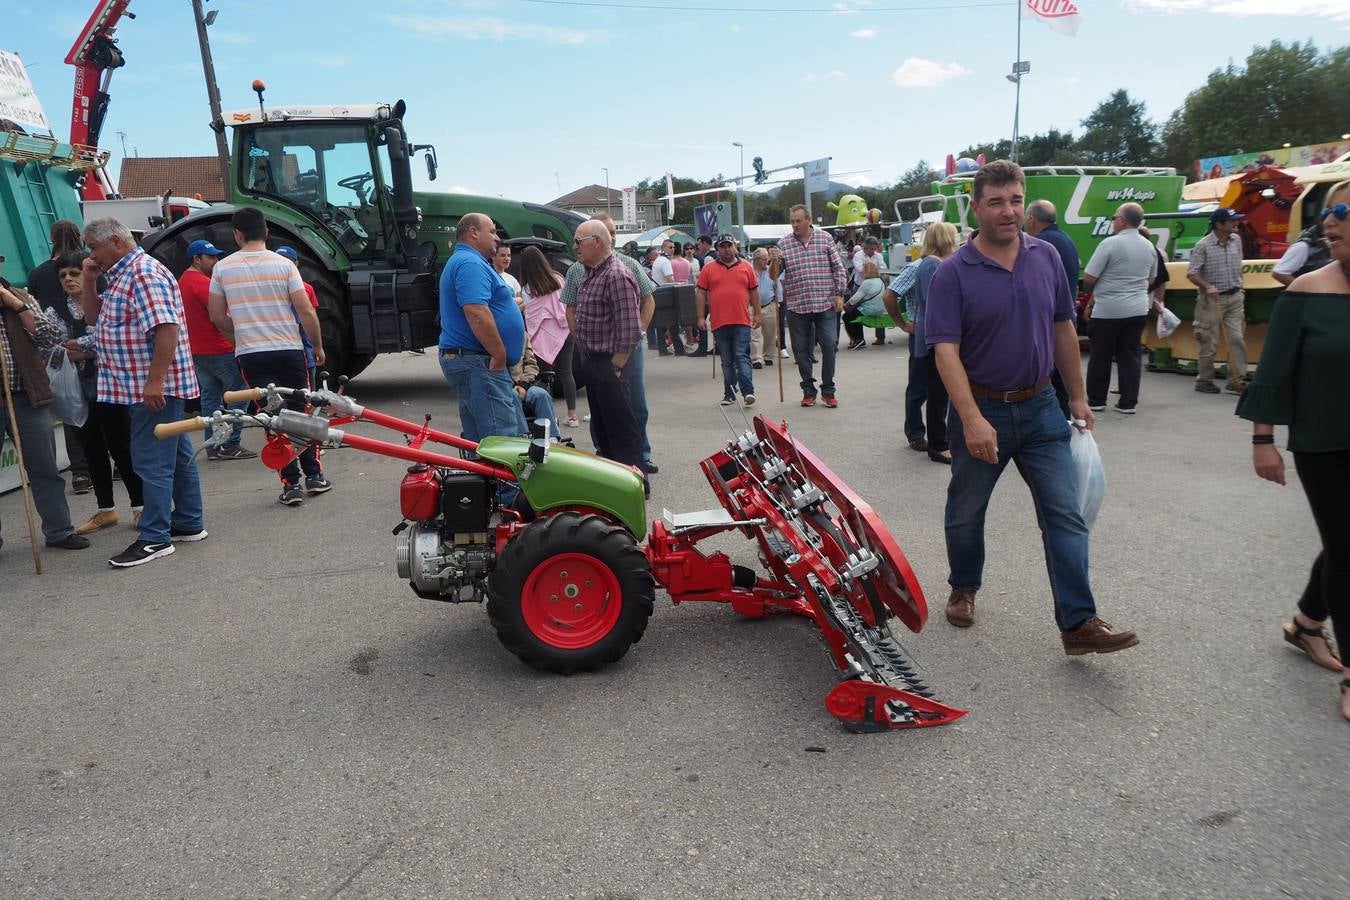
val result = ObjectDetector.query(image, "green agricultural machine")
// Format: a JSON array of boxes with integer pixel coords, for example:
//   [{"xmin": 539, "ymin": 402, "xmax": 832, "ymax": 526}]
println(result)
[{"xmin": 141, "ymin": 98, "xmax": 585, "ymax": 378}]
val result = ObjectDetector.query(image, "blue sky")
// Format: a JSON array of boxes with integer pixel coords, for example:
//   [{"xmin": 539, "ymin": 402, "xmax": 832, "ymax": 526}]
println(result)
[{"xmin": 8, "ymin": 1, "xmax": 1347, "ymax": 204}]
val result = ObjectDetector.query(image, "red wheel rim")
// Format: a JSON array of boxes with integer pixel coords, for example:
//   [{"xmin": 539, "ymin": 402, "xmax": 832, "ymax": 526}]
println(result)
[{"xmin": 520, "ymin": 553, "xmax": 623, "ymax": 649}]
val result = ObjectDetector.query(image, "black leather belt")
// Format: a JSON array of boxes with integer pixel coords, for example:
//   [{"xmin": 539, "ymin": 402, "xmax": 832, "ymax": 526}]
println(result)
[
  {"xmin": 968, "ymin": 377, "xmax": 1051, "ymax": 403},
  {"xmin": 440, "ymin": 347, "xmax": 490, "ymax": 358},
  {"xmin": 1218, "ymin": 287, "xmax": 1242, "ymax": 295}
]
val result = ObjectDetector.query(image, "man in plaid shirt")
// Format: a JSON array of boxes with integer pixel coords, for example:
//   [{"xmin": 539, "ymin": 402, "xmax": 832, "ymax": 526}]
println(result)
[
  {"xmin": 569, "ymin": 220, "xmax": 646, "ymax": 489},
  {"xmin": 82, "ymin": 219, "xmax": 205, "ymax": 568},
  {"xmin": 777, "ymin": 204, "xmax": 848, "ymax": 407}
]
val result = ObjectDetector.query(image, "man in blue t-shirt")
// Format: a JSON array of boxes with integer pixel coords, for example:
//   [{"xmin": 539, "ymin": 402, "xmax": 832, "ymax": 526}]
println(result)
[
  {"xmin": 927, "ymin": 160, "xmax": 1138, "ymax": 657},
  {"xmin": 438, "ymin": 213, "xmax": 527, "ymax": 443}
]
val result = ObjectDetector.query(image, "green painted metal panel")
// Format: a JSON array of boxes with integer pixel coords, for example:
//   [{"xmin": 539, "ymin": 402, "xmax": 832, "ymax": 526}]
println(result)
[{"xmin": 475, "ymin": 436, "xmax": 648, "ymax": 540}]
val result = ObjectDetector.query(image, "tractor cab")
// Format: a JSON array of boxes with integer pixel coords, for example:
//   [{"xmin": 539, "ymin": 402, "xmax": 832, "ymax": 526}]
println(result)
[{"xmin": 224, "ymin": 101, "xmax": 432, "ymax": 267}]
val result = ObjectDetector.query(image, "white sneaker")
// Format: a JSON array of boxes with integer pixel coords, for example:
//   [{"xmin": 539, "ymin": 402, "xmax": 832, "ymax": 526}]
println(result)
[
  {"xmin": 780, "ymin": 348, "xmax": 790, "ymax": 359},
  {"xmin": 744, "ymin": 394, "xmax": 756, "ymax": 406}
]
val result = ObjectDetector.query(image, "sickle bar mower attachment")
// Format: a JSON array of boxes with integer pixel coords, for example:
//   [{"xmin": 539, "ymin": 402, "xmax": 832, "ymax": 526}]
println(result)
[{"xmin": 647, "ymin": 414, "xmax": 966, "ymax": 732}]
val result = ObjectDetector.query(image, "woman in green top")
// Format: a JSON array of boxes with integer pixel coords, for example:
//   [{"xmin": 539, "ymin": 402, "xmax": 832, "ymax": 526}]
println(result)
[{"xmin": 1237, "ymin": 179, "xmax": 1350, "ymax": 722}]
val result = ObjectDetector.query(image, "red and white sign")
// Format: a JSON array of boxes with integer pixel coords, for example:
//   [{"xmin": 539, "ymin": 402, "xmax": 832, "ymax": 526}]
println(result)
[
  {"xmin": 621, "ymin": 186, "xmax": 638, "ymax": 226},
  {"xmin": 1022, "ymin": 0, "xmax": 1082, "ymax": 37}
]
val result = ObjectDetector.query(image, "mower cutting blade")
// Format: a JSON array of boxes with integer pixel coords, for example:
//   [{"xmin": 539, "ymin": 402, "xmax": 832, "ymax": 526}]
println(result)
[{"xmin": 755, "ymin": 416, "xmax": 928, "ymax": 633}]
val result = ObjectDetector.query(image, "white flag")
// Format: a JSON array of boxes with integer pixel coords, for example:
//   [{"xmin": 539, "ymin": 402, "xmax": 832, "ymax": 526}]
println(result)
[{"xmin": 1023, "ymin": 0, "xmax": 1083, "ymax": 37}]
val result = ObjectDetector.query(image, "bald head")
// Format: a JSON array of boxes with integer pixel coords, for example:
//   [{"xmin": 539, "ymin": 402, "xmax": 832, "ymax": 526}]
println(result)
[
  {"xmin": 1025, "ymin": 199, "xmax": 1057, "ymax": 236},
  {"xmin": 575, "ymin": 219, "xmax": 612, "ymax": 265},
  {"xmin": 1116, "ymin": 202, "xmax": 1144, "ymax": 229},
  {"xmin": 457, "ymin": 213, "xmax": 498, "ymax": 257}
]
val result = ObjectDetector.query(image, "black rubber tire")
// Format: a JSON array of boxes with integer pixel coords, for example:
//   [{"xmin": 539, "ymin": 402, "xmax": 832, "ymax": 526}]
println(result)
[{"xmin": 486, "ymin": 512, "xmax": 654, "ymax": 674}]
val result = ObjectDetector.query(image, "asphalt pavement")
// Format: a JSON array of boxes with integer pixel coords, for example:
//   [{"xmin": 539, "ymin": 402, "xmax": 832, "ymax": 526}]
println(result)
[{"xmin": 2, "ymin": 342, "xmax": 1345, "ymax": 899}]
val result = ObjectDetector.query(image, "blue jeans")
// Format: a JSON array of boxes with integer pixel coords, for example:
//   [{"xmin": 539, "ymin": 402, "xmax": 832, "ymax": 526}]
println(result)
[
  {"xmin": 787, "ymin": 309, "xmax": 838, "ymax": 398},
  {"xmin": 522, "ymin": 385, "xmax": 561, "ymax": 439},
  {"xmin": 438, "ymin": 353, "xmax": 528, "ymax": 444},
  {"xmin": 904, "ymin": 335, "xmax": 928, "ymax": 443},
  {"xmin": 193, "ymin": 352, "xmax": 246, "ymax": 448},
  {"xmin": 128, "ymin": 397, "xmax": 204, "ymax": 544},
  {"xmin": 944, "ymin": 385, "xmax": 1097, "ymax": 631},
  {"xmin": 716, "ymin": 325, "xmax": 754, "ymax": 399}
]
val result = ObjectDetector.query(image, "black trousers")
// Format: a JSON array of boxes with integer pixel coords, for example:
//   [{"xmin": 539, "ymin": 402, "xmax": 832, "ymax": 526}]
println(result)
[
  {"xmin": 1086, "ymin": 315, "xmax": 1147, "ymax": 410},
  {"xmin": 1293, "ymin": 450, "xmax": 1350, "ymax": 655},
  {"xmin": 842, "ymin": 307, "xmax": 865, "ymax": 345},
  {"xmin": 922, "ymin": 354, "xmax": 950, "ymax": 453},
  {"xmin": 77, "ymin": 400, "xmax": 144, "ymax": 510},
  {"xmin": 577, "ymin": 351, "xmax": 643, "ymax": 470},
  {"xmin": 237, "ymin": 349, "xmax": 321, "ymax": 486}
]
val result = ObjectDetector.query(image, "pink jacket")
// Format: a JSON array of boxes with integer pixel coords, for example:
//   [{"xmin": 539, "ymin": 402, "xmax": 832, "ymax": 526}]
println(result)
[{"xmin": 523, "ymin": 276, "xmax": 569, "ymax": 365}]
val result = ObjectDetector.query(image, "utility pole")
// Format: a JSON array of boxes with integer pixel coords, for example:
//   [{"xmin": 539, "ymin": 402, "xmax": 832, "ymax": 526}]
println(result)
[
  {"xmin": 1007, "ymin": 2, "xmax": 1026, "ymax": 163},
  {"xmin": 732, "ymin": 142, "xmax": 745, "ymax": 239},
  {"xmin": 192, "ymin": 0, "xmax": 231, "ymax": 192},
  {"xmin": 602, "ymin": 167, "xmax": 611, "ymax": 221}
]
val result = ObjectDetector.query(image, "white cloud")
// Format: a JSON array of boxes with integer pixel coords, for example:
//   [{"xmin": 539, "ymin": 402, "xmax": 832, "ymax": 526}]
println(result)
[
  {"xmin": 891, "ymin": 58, "xmax": 970, "ymax": 88},
  {"xmin": 212, "ymin": 31, "xmax": 255, "ymax": 46},
  {"xmin": 850, "ymin": 28, "xmax": 879, "ymax": 39},
  {"xmin": 730, "ymin": 23, "xmax": 743, "ymax": 32},
  {"xmin": 805, "ymin": 70, "xmax": 849, "ymax": 83},
  {"xmin": 830, "ymin": 2, "xmax": 858, "ymax": 14},
  {"xmin": 385, "ymin": 14, "xmax": 608, "ymax": 45},
  {"xmin": 1123, "ymin": 0, "xmax": 1350, "ymax": 21}
]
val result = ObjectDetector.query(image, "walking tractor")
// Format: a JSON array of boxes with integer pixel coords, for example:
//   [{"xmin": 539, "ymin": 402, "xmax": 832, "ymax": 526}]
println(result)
[{"xmin": 156, "ymin": 387, "xmax": 966, "ymax": 733}]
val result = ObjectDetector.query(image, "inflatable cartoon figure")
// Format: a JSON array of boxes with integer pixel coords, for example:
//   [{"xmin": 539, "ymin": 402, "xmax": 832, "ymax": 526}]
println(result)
[{"xmin": 826, "ymin": 194, "xmax": 881, "ymax": 227}]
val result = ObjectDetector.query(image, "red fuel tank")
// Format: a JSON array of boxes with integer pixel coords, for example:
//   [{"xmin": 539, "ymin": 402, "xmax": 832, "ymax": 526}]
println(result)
[{"xmin": 400, "ymin": 465, "xmax": 442, "ymax": 521}]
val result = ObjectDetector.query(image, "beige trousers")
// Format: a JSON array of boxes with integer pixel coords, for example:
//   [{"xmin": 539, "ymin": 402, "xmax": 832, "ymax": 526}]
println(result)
[
  {"xmin": 1193, "ymin": 290, "xmax": 1247, "ymax": 385},
  {"xmin": 750, "ymin": 304, "xmax": 778, "ymax": 364}
]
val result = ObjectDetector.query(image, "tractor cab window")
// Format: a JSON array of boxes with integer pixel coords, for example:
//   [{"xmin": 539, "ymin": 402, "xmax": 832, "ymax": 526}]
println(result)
[{"xmin": 241, "ymin": 122, "xmax": 388, "ymax": 258}]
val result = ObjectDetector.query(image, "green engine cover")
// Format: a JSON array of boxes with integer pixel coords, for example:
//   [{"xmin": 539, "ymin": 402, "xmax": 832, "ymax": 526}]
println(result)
[{"xmin": 474, "ymin": 437, "xmax": 648, "ymax": 540}]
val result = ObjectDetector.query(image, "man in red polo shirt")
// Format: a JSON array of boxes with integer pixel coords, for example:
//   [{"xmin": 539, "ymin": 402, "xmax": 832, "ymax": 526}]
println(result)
[
  {"xmin": 177, "ymin": 240, "xmax": 256, "ymax": 460},
  {"xmin": 696, "ymin": 234, "xmax": 761, "ymax": 406}
]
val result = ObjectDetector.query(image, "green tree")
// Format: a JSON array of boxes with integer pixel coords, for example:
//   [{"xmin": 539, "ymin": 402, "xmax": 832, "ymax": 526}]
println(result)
[
  {"xmin": 1075, "ymin": 90, "xmax": 1158, "ymax": 164},
  {"xmin": 1164, "ymin": 41, "xmax": 1350, "ymax": 175}
]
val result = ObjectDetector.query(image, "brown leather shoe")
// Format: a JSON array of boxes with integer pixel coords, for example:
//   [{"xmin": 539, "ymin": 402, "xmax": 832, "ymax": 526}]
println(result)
[
  {"xmin": 945, "ymin": 588, "xmax": 976, "ymax": 628},
  {"xmin": 76, "ymin": 509, "xmax": 118, "ymax": 535},
  {"xmin": 1062, "ymin": 617, "xmax": 1139, "ymax": 655}
]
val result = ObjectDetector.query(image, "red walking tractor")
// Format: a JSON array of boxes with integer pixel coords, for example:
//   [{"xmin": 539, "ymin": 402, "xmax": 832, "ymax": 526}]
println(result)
[{"xmin": 157, "ymin": 382, "xmax": 965, "ymax": 732}]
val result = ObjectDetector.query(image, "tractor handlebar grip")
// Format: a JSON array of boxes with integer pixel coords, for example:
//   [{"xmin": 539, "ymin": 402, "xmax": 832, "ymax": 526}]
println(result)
[
  {"xmin": 154, "ymin": 417, "xmax": 207, "ymax": 439},
  {"xmin": 223, "ymin": 387, "xmax": 264, "ymax": 404}
]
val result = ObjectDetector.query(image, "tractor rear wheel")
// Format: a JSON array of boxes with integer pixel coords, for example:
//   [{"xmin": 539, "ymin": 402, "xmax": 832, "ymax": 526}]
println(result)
[{"xmin": 486, "ymin": 512, "xmax": 654, "ymax": 674}]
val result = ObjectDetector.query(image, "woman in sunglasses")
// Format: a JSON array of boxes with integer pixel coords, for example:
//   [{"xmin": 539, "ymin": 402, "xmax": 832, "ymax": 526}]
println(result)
[{"xmin": 1238, "ymin": 180, "xmax": 1350, "ymax": 722}]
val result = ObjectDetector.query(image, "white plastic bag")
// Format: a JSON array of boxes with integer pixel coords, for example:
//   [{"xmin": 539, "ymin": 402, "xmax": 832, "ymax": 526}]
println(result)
[
  {"xmin": 1070, "ymin": 427, "xmax": 1105, "ymax": 529},
  {"xmin": 47, "ymin": 350, "xmax": 88, "ymax": 428},
  {"xmin": 1155, "ymin": 305, "xmax": 1181, "ymax": 339}
]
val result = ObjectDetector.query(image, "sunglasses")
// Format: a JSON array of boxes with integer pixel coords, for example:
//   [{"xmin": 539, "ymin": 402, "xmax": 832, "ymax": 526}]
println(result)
[
  {"xmin": 572, "ymin": 235, "xmax": 600, "ymax": 247},
  {"xmin": 1321, "ymin": 203, "xmax": 1349, "ymax": 222}
]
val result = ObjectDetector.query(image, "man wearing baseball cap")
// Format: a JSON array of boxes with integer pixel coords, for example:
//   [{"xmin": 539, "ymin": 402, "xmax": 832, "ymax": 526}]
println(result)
[
  {"xmin": 1186, "ymin": 208, "xmax": 1249, "ymax": 395},
  {"xmin": 695, "ymin": 234, "xmax": 760, "ymax": 406},
  {"xmin": 178, "ymin": 240, "xmax": 256, "ymax": 460}
]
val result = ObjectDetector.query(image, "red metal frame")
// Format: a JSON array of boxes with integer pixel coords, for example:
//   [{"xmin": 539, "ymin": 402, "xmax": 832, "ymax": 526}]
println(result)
[{"xmin": 64, "ymin": 1, "xmax": 132, "ymax": 200}]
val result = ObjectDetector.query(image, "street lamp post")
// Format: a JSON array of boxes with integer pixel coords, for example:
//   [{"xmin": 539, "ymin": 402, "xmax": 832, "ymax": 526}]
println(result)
[
  {"xmin": 602, "ymin": 167, "xmax": 611, "ymax": 221},
  {"xmin": 191, "ymin": 0, "xmax": 231, "ymax": 191},
  {"xmin": 732, "ymin": 141, "xmax": 745, "ymax": 240},
  {"xmin": 1006, "ymin": 3, "xmax": 1028, "ymax": 163}
]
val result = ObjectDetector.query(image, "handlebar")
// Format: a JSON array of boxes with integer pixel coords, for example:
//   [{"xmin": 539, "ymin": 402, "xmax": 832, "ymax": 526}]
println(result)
[
  {"xmin": 154, "ymin": 417, "xmax": 208, "ymax": 438},
  {"xmin": 222, "ymin": 387, "xmax": 264, "ymax": 404}
]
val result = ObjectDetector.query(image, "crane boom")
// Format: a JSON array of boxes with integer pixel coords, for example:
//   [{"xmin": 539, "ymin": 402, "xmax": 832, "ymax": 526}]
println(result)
[{"xmin": 65, "ymin": 0, "xmax": 134, "ymax": 199}]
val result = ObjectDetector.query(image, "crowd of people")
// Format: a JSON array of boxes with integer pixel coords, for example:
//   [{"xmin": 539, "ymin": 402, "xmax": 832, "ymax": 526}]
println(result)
[
  {"xmin": 3, "ymin": 165, "xmax": 1347, "ymax": 721},
  {"xmin": 0, "ymin": 208, "xmax": 331, "ymax": 568}
]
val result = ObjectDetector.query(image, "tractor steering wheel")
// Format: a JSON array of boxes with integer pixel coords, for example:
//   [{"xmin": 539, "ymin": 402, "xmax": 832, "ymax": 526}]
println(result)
[{"xmin": 337, "ymin": 174, "xmax": 375, "ymax": 206}]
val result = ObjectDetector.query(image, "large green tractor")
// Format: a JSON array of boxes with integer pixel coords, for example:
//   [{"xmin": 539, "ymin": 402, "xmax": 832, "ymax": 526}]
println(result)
[{"xmin": 141, "ymin": 99, "xmax": 584, "ymax": 378}]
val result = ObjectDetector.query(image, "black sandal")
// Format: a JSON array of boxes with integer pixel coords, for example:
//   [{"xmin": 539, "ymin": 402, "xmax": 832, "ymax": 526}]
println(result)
[{"xmin": 1283, "ymin": 618, "xmax": 1342, "ymax": 672}]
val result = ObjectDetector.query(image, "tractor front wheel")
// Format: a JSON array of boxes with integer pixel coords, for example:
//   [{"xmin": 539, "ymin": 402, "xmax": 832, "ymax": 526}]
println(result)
[{"xmin": 487, "ymin": 513, "xmax": 654, "ymax": 674}]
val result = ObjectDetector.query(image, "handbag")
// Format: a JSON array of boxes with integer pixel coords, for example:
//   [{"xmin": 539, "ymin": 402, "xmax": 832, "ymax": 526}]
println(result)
[{"xmin": 47, "ymin": 349, "xmax": 89, "ymax": 428}]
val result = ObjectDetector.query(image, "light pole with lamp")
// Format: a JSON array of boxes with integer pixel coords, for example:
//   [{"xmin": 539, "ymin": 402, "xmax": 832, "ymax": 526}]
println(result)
[
  {"xmin": 191, "ymin": 0, "xmax": 231, "ymax": 189},
  {"xmin": 1006, "ymin": 2, "xmax": 1029, "ymax": 163},
  {"xmin": 732, "ymin": 141, "xmax": 745, "ymax": 241},
  {"xmin": 602, "ymin": 167, "xmax": 611, "ymax": 221}
]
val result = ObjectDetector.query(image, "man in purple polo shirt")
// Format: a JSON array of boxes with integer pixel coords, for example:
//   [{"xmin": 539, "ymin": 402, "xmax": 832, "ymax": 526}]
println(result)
[{"xmin": 927, "ymin": 160, "xmax": 1138, "ymax": 656}]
